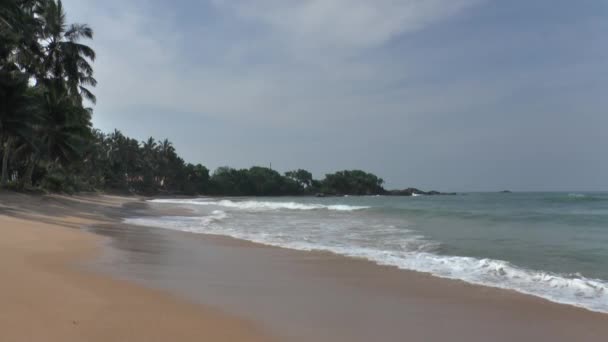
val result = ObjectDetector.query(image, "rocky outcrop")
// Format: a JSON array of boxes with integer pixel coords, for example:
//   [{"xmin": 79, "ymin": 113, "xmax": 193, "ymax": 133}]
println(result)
[{"xmin": 386, "ymin": 188, "xmax": 457, "ymax": 196}]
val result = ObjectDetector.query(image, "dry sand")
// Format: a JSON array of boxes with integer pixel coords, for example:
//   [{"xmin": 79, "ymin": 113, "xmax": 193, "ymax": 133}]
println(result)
[{"xmin": 0, "ymin": 192, "xmax": 274, "ymax": 342}]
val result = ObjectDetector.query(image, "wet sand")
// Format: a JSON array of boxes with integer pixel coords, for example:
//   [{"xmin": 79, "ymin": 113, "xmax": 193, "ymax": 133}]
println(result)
[
  {"xmin": 0, "ymin": 192, "xmax": 274, "ymax": 342},
  {"xmin": 2, "ymin": 193, "xmax": 608, "ymax": 341}
]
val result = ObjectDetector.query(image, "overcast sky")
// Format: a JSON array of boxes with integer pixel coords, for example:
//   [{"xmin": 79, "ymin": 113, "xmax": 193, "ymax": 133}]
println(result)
[{"xmin": 63, "ymin": 0, "xmax": 608, "ymax": 191}]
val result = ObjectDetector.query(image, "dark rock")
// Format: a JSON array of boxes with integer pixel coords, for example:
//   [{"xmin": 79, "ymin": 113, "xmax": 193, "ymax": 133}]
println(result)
[{"xmin": 386, "ymin": 188, "xmax": 457, "ymax": 196}]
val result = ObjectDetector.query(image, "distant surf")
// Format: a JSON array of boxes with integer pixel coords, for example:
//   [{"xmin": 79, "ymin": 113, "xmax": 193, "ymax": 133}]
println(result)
[{"xmin": 127, "ymin": 194, "xmax": 608, "ymax": 314}]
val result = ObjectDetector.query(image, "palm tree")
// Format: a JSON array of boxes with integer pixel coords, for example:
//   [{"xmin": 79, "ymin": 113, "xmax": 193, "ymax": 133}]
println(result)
[
  {"xmin": 157, "ymin": 139, "xmax": 175, "ymax": 189},
  {"xmin": 0, "ymin": 69, "xmax": 37, "ymax": 185},
  {"xmin": 37, "ymin": 0, "xmax": 96, "ymax": 104},
  {"xmin": 1, "ymin": 1, "xmax": 42, "ymax": 186},
  {"xmin": 3, "ymin": 1, "xmax": 44, "ymax": 74},
  {"xmin": 142, "ymin": 137, "xmax": 157, "ymax": 152},
  {"xmin": 38, "ymin": 82, "xmax": 91, "ymax": 166},
  {"xmin": 1, "ymin": 1, "xmax": 21, "ymax": 65},
  {"xmin": 141, "ymin": 137, "xmax": 158, "ymax": 190},
  {"xmin": 0, "ymin": 0, "xmax": 100, "ymax": 190}
]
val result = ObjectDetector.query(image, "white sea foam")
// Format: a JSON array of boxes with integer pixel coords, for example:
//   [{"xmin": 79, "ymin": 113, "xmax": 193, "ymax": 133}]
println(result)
[
  {"xmin": 148, "ymin": 198, "xmax": 370, "ymax": 211},
  {"xmin": 124, "ymin": 212, "xmax": 608, "ymax": 314},
  {"xmin": 125, "ymin": 210, "xmax": 228, "ymax": 233}
]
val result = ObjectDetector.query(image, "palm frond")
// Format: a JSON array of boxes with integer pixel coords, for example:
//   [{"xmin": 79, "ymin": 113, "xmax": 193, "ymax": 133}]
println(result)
[
  {"xmin": 65, "ymin": 23, "xmax": 93, "ymax": 41},
  {"xmin": 60, "ymin": 41, "xmax": 95, "ymax": 61},
  {"xmin": 79, "ymin": 85, "xmax": 96, "ymax": 104},
  {"xmin": 75, "ymin": 58, "xmax": 94, "ymax": 77},
  {"xmin": 79, "ymin": 75, "xmax": 97, "ymax": 87}
]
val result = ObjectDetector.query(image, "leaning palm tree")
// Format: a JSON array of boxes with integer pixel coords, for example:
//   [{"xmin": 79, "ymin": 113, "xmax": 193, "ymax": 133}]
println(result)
[{"xmin": 36, "ymin": 0, "xmax": 96, "ymax": 104}]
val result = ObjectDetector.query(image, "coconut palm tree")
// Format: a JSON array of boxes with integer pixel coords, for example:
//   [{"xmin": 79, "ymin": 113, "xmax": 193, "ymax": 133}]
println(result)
[
  {"xmin": 0, "ymin": 69, "xmax": 38, "ymax": 185},
  {"xmin": 157, "ymin": 138, "xmax": 175, "ymax": 188},
  {"xmin": 38, "ymin": 82, "xmax": 91, "ymax": 167},
  {"xmin": 37, "ymin": 0, "xmax": 96, "ymax": 104},
  {"xmin": 2, "ymin": 0, "xmax": 98, "ymax": 188},
  {"xmin": 1, "ymin": 0, "xmax": 41, "ymax": 186},
  {"xmin": 140, "ymin": 137, "xmax": 159, "ymax": 190}
]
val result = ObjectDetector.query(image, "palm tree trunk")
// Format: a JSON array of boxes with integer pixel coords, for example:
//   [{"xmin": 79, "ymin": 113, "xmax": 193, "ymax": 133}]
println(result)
[
  {"xmin": 1, "ymin": 136, "xmax": 15, "ymax": 186},
  {"xmin": 23, "ymin": 151, "xmax": 39, "ymax": 188}
]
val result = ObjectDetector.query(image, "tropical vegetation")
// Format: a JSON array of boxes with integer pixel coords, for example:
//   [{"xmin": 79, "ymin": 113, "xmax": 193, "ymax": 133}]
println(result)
[{"xmin": 0, "ymin": 0, "xmax": 386, "ymax": 196}]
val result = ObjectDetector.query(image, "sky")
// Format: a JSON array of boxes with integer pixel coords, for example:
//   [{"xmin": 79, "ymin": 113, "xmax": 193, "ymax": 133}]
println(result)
[{"xmin": 62, "ymin": 0, "xmax": 608, "ymax": 191}]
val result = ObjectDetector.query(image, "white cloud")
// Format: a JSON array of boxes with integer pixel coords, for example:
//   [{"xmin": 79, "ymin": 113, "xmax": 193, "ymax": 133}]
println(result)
[
  {"xmin": 213, "ymin": 0, "xmax": 483, "ymax": 51},
  {"xmin": 62, "ymin": 0, "xmax": 487, "ymax": 129}
]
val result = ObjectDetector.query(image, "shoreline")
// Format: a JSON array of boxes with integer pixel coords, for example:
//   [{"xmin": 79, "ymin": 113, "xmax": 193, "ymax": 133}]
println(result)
[
  {"xmin": 137, "ymin": 196, "xmax": 608, "ymax": 315},
  {"xmin": 2, "ymin": 192, "xmax": 608, "ymax": 341},
  {"xmin": 93, "ymin": 201, "xmax": 608, "ymax": 341},
  {"xmin": 198, "ymin": 232, "xmax": 608, "ymax": 315},
  {"xmin": 0, "ymin": 192, "xmax": 275, "ymax": 342},
  {"xmin": 162, "ymin": 229, "xmax": 608, "ymax": 315}
]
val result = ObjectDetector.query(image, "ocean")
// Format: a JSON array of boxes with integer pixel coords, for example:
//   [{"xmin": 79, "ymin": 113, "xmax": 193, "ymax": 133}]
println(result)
[{"xmin": 125, "ymin": 192, "xmax": 608, "ymax": 313}]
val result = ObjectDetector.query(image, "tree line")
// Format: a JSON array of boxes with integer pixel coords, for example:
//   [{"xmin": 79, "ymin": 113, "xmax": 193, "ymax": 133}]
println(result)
[{"xmin": 0, "ymin": 0, "xmax": 386, "ymax": 196}]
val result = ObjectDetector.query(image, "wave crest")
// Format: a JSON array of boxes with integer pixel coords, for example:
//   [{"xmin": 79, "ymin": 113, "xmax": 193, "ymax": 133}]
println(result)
[
  {"xmin": 149, "ymin": 198, "xmax": 370, "ymax": 211},
  {"xmin": 124, "ymin": 210, "xmax": 227, "ymax": 233},
  {"xmin": 544, "ymin": 193, "xmax": 608, "ymax": 203}
]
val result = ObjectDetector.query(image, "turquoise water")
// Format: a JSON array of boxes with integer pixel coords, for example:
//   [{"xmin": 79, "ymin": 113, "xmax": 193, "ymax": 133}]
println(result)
[
  {"xmin": 374, "ymin": 192, "xmax": 608, "ymax": 279},
  {"xmin": 126, "ymin": 192, "xmax": 608, "ymax": 312}
]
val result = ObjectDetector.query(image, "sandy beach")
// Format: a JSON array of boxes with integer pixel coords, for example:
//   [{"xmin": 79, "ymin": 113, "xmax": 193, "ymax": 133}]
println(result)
[
  {"xmin": 3, "ymin": 0, "xmax": 606, "ymax": 341},
  {"xmin": 0, "ymin": 192, "xmax": 274, "ymax": 342},
  {"xmin": 1, "ymin": 192, "xmax": 608, "ymax": 341}
]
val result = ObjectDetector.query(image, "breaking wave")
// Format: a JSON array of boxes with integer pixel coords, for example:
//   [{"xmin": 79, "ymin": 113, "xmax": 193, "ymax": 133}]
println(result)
[
  {"xmin": 125, "ymin": 211, "xmax": 608, "ymax": 314},
  {"xmin": 148, "ymin": 198, "xmax": 370, "ymax": 211},
  {"xmin": 124, "ymin": 210, "xmax": 228, "ymax": 233}
]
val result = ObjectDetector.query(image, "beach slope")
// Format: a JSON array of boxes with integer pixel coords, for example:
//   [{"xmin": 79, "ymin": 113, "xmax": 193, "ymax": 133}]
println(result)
[{"xmin": 0, "ymin": 193, "xmax": 274, "ymax": 342}]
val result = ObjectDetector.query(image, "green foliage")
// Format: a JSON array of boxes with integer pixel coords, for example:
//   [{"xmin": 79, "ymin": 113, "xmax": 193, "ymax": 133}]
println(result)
[
  {"xmin": 182, "ymin": 163, "xmax": 209, "ymax": 195},
  {"xmin": 322, "ymin": 170, "xmax": 385, "ymax": 195},
  {"xmin": 1, "ymin": 0, "xmax": 96, "ymax": 190},
  {"xmin": 285, "ymin": 169, "xmax": 313, "ymax": 189},
  {"xmin": 38, "ymin": 165, "xmax": 70, "ymax": 193},
  {"xmin": 38, "ymin": 164, "xmax": 94, "ymax": 194},
  {"xmin": 203, "ymin": 167, "xmax": 386, "ymax": 196},
  {"xmin": 0, "ymin": 70, "xmax": 38, "ymax": 185},
  {"xmin": 206, "ymin": 166, "xmax": 301, "ymax": 196}
]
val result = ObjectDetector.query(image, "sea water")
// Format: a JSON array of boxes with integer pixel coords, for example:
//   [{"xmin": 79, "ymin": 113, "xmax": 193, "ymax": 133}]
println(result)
[{"xmin": 125, "ymin": 192, "xmax": 608, "ymax": 313}]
